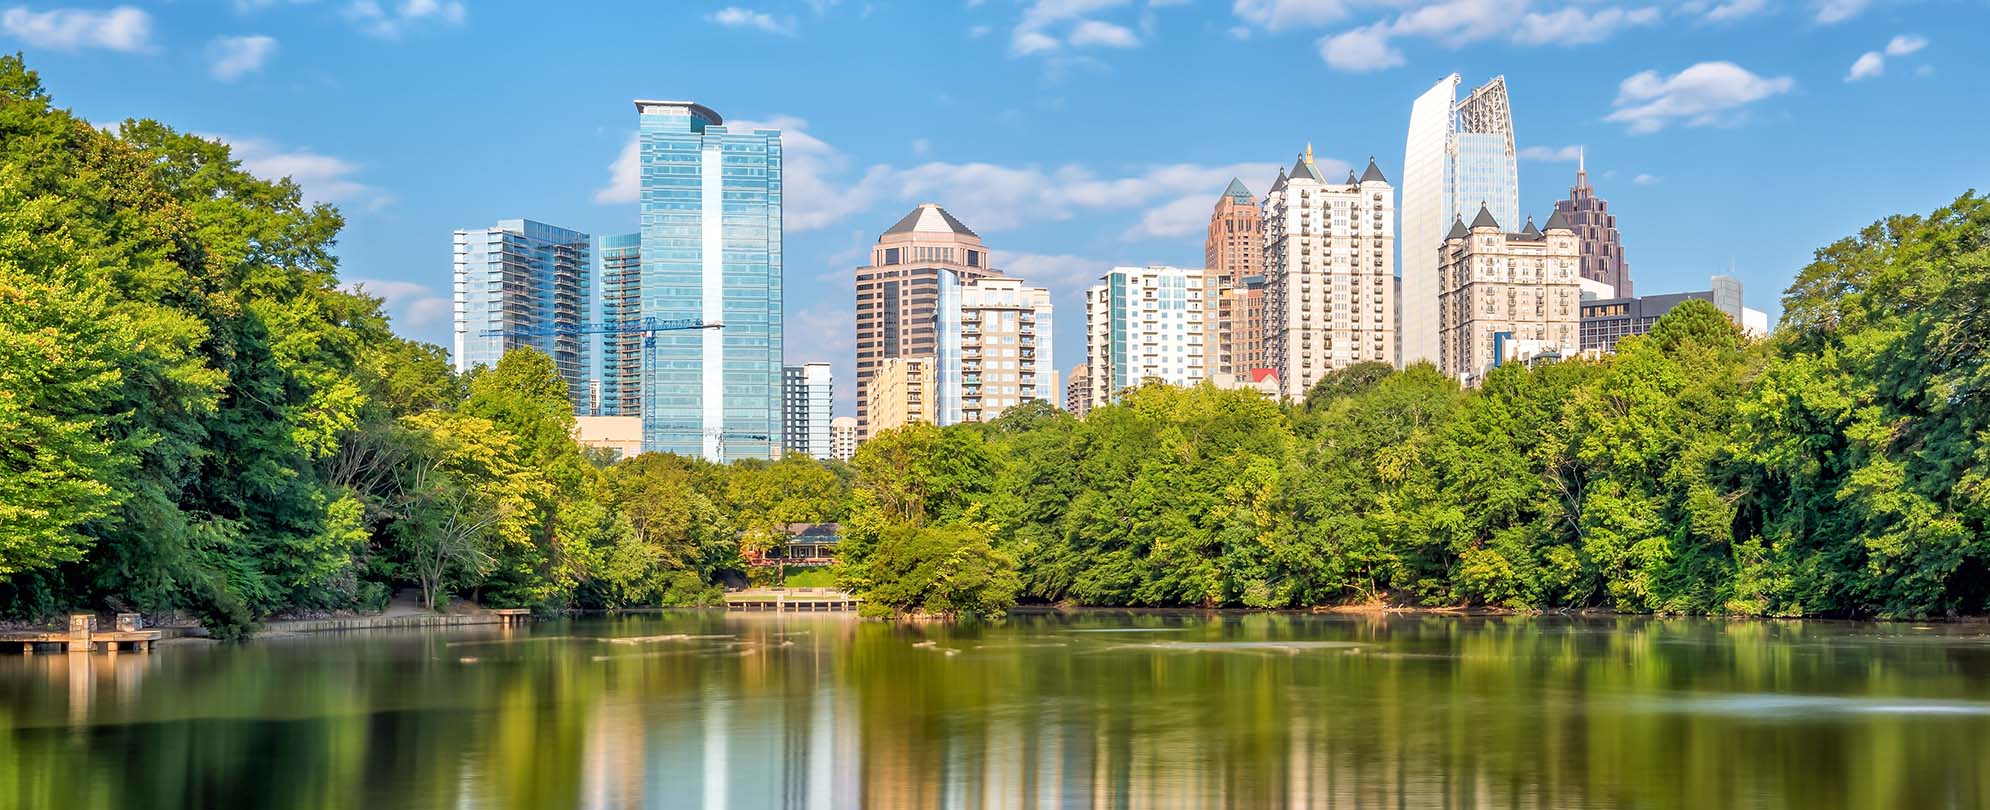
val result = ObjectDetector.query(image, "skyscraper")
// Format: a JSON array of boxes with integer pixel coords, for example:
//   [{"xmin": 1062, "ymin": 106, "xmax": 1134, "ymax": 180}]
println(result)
[
  {"xmin": 1402, "ymin": 74, "xmax": 1520, "ymax": 368},
  {"xmin": 596, "ymin": 232, "xmax": 641, "ymax": 417},
  {"xmin": 1262, "ymin": 149, "xmax": 1397, "ymax": 400},
  {"xmin": 830, "ymin": 417, "xmax": 857, "ymax": 462},
  {"xmin": 869, "ymin": 357, "xmax": 934, "ymax": 434},
  {"xmin": 1207, "ymin": 178, "xmax": 1266, "ymax": 375},
  {"xmin": 782, "ymin": 363, "xmax": 834, "ymax": 460},
  {"xmin": 1437, "ymin": 206, "xmax": 1581, "ymax": 382},
  {"xmin": 1554, "ymin": 151, "xmax": 1633, "ymax": 298},
  {"xmin": 635, "ymin": 100, "xmax": 783, "ymax": 461},
  {"xmin": 1084, "ymin": 265, "xmax": 1219, "ymax": 408},
  {"xmin": 936, "ymin": 274, "xmax": 1056, "ymax": 425},
  {"xmin": 1063, "ymin": 364, "xmax": 1090, "ymax": 418},
  {"xmin": 452, "ymin": 218, "xmax": 591, "ymax": 410},
  {"xmin": 853, "ymin": 203, "xmax": 1000, "ymax": 438}
]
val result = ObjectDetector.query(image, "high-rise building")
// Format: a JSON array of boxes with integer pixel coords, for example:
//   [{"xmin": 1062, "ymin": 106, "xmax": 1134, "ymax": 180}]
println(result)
[
  {"xmin": 869, "ymin": 357, "xmax": 934, "ymax": 435},
  {"xmin": 1554, "ymin": 151, "xmax": 1633, "ymax": 298},
  {"xmin": 937, "ymin": 274, "xmax": 1057, "ymax": 425},
  {"xmin": 1438, "ymin": 206, "xmax": 1581, "ymax": 382},
  {"xmin": 635, "ymin": 100, "xmax": 783, "ymax": 461},
  {"xmin": 1403, "ymin": 75, "xmax": 1520, "ymax": 368},
  {"xmin": 1064, "ymin": 364, "xmax": 1090, "ymax": 418},
  {"xmin": 1084, "ymin": 265, "xmax": 1218, "ymax": 408},
  {"xmin": 1207, "ymin": 178, "xmax": 1266, "ymax": 375},
  {"xmin": 452, "ymin": 218, "xmax": 592, "ymax": 411},
  {"xmin": 853, "ymin": 204, "xmax": 1000, "ymax": 439},
  {"xmin": 782, "ymin": 363, "xmax": 834, "ymax": 460},
  {"xmin": 1262, "ymin": 149, "xmax": 1397, "ymax": 400},
  {"xmin": 597, "ymin": 232, "xmax": 642, "ymax": 417},
  {"xmin": 829, "ymin": 417, "xmax": 857, "ymax": 462}
]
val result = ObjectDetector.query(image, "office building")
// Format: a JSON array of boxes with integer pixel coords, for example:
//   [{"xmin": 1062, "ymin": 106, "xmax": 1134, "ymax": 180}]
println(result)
[
  {"xmin": 782, "ymin": 363, "xmax": 834, "ymax": 460},
  {"xmin": 1580, "ymin": 274, "xmax": 1767, "ymax": 353},
  {"xmin": 1084, "ymin": 265, "xmax": 1219, "ymax": 408},
  {"xmin": 1554, "ymin": 152, "xmax": 1633, "ymax": 297},
  {"xmin": 1064, "ymin": 364, "xmax": 1090, "ymax": 418},
  {"xmin": 1262, "ymin": 149, "xmax": 1397, "ymax": 400},
  {"xmin": 869, "ymin": 357, "xmax": 934, "ymax": 435},
  {"xmin": 1437, "ymin": 206, "xmax": 1581, "ymax": 382},
  {"xmin": 854, "ymin": 203, "xmax": 1000, "ymax": 438},
  {"xmin": 938, "ymin": 274, "xmax": 1056, "ymax": 424},
  {"xmin": 573, "ymin": 416, "xmax": 642, "ymax": 462},
  {"xmin": 634, "ymin": 100, "xmax": 783, "ymax": 461},
  {"xmin": 1403, "ymin": 74, "xmax": 1521, "ymax": 368},
  {"xmin": 452, "ymin": 218, "xmax": 591, "ymax": 410},
  {"xmin": 596, "ymin": 232, "xmax": 641, "ymax": 417},
  {"xmin": 1207, "ymin": 178, "xmax": 1266, "ymax": 374},
  {"xmin": 829, "ymin": 417, "xmax": 857, "ymax": 462}
]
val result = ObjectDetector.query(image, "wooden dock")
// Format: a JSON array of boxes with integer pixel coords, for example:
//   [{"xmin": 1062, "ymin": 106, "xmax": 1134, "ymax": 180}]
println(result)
[
  {"xmin": 1, "ymin": 614, "xmax": 162, "ymax": 654},
  {"xmin": 724, "ymin": 588, "xmax": 861, "ymax": 612}
]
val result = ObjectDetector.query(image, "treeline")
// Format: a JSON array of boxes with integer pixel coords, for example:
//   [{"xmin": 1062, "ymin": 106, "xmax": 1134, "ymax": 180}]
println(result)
[
  {"xmin": 0, "ymin": 57, "xmax": 846, "ymax": 635},
  {"xmin": 837, "ymin": 191, "xmax": 1990, "ymax": 620}
]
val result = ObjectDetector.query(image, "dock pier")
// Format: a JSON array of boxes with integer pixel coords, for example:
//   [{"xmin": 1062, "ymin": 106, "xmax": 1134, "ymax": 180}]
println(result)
[
  {"xmin": 724, "ymin": 588, "xmax": 861, "ymax": 612},
  {"xmin": 4, "ymin": 614, "xmax": 163, "ymax": 654}
]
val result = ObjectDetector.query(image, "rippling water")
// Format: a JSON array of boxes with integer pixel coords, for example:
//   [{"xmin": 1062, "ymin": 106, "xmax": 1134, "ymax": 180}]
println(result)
[{"xmin": 4, "ymin": 612, "xmax": 1990, "ymax": 809}]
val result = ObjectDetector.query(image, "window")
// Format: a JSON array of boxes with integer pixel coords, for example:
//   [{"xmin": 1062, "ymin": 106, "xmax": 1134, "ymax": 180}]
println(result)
[{"xmin": 884, "ymin": 247, "xmax": 900, "ymax": 265}]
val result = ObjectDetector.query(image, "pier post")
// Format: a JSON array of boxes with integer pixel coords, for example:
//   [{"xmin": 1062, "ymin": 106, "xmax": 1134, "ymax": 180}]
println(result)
[{"xmin": 66, "ymin": 613, "xmax": 94, "ymax": 654}]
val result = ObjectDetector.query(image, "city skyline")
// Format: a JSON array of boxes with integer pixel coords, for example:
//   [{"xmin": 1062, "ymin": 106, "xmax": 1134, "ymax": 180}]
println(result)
[{"xmin": 18, "ymin": 1, "xmax": 1983, "ymax": 414}]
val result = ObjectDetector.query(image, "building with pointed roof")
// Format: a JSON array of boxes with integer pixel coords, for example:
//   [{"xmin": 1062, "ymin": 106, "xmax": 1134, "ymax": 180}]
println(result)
[
  {"xmin": 853, "ymin": 203, "xmax": 1001, "ymax": 438},
  {"xmin": 1262, "ymin": 146, "xmax": 1397, "ymax": 400},
  {"xmin": 1402, "ymin": 74, "xmax": 1522, "ymax": 370},
  {"xmin": 1207, "ymin": 177, "xmax": 1266, "ymax": 375},
  {"xmin": 1437, "ymin": 207, "xmax": 1581, "ymax": 383},
  {"xmin": 1553, "ymin": 151, "xmax": 1634, "ymax": 298}
]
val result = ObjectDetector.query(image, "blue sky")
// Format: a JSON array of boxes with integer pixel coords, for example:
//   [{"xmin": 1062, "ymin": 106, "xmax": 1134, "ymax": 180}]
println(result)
[{"xmin": 9, "ymin": 0, "xmax": 1986, "ymax": 416}]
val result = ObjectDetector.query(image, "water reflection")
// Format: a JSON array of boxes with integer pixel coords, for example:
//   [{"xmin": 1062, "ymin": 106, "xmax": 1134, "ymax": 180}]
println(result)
[{"xmin": 3, "ymin": 613, "xmax": 1990, "ymax": 809}]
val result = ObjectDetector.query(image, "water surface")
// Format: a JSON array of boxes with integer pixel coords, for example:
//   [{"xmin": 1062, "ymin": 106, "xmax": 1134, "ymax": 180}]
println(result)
[{"xmin": 4, "ymin": 612, "xmax": 1989, "ymax": 809}]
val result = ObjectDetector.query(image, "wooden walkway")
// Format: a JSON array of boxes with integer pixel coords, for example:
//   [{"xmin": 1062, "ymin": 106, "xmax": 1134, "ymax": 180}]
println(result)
[
  {"xmin": 0, "ymin": 615, "xmax": 161, "ymax": 654},
  {"xmin": 724, "ymin": 588, "xmax": 861, "ymax": 612}
]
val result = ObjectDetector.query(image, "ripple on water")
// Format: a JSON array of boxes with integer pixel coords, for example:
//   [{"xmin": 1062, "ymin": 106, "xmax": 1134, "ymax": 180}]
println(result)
[{"xmin": 1619, "ymin": 693, "xmax": 1990, "ymax": 718}]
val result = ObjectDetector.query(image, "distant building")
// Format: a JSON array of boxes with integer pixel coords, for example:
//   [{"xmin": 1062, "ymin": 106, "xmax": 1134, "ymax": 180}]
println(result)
[
  {"xmin": 1580, "ymin": 274, "xmax": 1768, "ymax": 353},
  {"xmin": 937, "ymin": 274, "xmax": 1056, "ymax": 425},
  {"xmin": 1554, "ymin": 152, "xmax": 1633, "ymax": 298},
  {"xmin": 596, "ymin": 232, "xmax": 642, "ymax": 417},
  {"xmin": 1064, "ymin": 364, "xmax": 1090, "ymax": 418},
  {"xmin": 854, "ymin": 203, "xmax": 1000, "ymax": 439},
  {"xmin": 573, "ymin": 415, "xmax": 642, "ymax": 462},
  {"xmin": 452, "ymin": 218, "xmax": 591, "ymax": 411},
  {"xmin": 633, "ymin": 100, "xmax": 783, "ymax": 461},
  {"xmin": 829, "ymin": 416, "xmax": 857, "ymax": 462},
  {"xmin": 772, "ymin": 523, "xmax": 843, "ymax": 567},
  {"xmin": 1210, "ymin": 369, "xmax": 1280, "ymax": 399},
  {"xmin": 782, "ymin": 363, "xmax": 834, "ymax": 460},
  {"xmin": 1263, "ymin": 148, "xmax": 1397, "ymax": 399},
  {"xmin": 1403, "ymin": 74, "xmax": 1520, "ymax": 368},
  {"xmin": 1085, "ymin": 265, "xmax": 1219, "ymax": 409},
  {"xmin": 1207, "ymin": 178, "xmax": 1266, "ymax": 375},
  {"xmin": 869, "ymin": 357, "xmax": 934, "ymax": 435},
  {"xmin": 1438, "ymin": 206, "xmax": 1582, "ymax": 383}
]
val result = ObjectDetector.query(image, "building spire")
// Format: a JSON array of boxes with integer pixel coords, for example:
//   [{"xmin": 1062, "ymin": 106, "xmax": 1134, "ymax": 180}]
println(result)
[
  {"xmin": 1576, "ymin": 146, "xmax": 1590, "ymax": 192},
  {"xmin": 1304, "ymin": 142, "xmax": 1315, "ymax": 168}
]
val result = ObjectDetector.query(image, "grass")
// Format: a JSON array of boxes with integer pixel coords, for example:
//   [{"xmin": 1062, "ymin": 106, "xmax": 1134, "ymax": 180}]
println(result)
[{"xmin": 781, "ymin": 568, "xmax": 838, "ymax": 589}]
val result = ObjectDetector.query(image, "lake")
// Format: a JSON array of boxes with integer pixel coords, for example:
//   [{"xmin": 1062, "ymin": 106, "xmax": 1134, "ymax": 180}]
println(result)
[{"xmin": 3, "ymin": 611, "xmax": 1989, "ymax": 809}]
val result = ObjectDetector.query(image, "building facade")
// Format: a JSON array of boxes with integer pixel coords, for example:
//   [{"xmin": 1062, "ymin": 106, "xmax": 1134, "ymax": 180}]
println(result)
[
  {"xmin": 781, "ymin": 363, "xmax": 834, "ymax": 460},
  {"xmin": 868, "ymin": 357, "xmax": 934, "ymax": 435},
  {"xmin": 1262, "ymin": 149, "xmax": 1397, "ymax": 400},
  {"xmin": 1063, "ymin": 364, "xmax": 1090, "ymax": 418},
  {"xmin": 853, "ymin": 204, "xmax": 1000, "ymax": 438},
  {"xmin": 596, "ymin": 232, "xmax": 642, "ymax": 417},
  {"xmin": 1207, "ymin": 178, "xmax": 1266, "ymax": 375},
  {"xmin": 829, "ymin": 417, "xmax": 857, "ymax": 462},
  {"xmin": 635, "ymin": 100, "xmax": 783, "ymax": 461},
  {"xmin": 1084, "ymin": 265, "xmax": 1219, "ymax": 408},
  {"xmin": 1554, "ymin": 153, "xmax": 1633, "ymax": 298},
  {"xmin": 1580, "ymin": 275, "xmax": 1766, "ymax": 353},
  {"xmin": 937, "ymin": 274, "xmax": 1056, "ymax": 425},
  {"xmin": 1402, "ymin": 74, "xmax": 1521, "ymax": 368},
  {"xmin": 1438, "ymin": 207, "xmax": 1581, "ymax": 382},
  {"xmin": 452, "ymin": 218, "xmax": 591, "ymax": 410}
]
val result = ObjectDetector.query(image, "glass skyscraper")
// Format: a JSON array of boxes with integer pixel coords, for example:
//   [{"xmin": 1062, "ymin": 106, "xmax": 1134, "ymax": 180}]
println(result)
[
  {"xmin": 635, "ymin": 100, "xmax": 783, "ymax": 461},
  {"xmin": 452, "ymin": 218, "xmax": 591, "ymax": 411},
  {"xmin": 596, "ymin": 232, "xmax": 642, "ymax": 417},
  {"xmin": 1401, "ymin": 74, "xmax": 1519, "ymax": 368}
]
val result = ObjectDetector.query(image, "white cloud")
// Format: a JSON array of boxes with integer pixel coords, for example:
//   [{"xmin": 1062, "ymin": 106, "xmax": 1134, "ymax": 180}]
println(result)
[
  {"xmin": 1012, "ymin": 29, "xmax": 1060, "ymax": 53},
  {"xmin": 1233, "ymin": 0, "xmax": 1362, "ymax": 31},
  {"xmin": 1317, "ymin": 25, "xmax": 1401, "ymax": 72},
  {"xmin": 207, "ymin": 35, "xmax": 277, "ymax": 81},
  {"xmin": 707, "ymin": 6, "xmax": 798, "ymax": 35},
  {"xmin": 1302, "ymin": 0, "xmax": 1660, "ymax": 72},
  {"xmin": 1512, "ymin": 5, "xmax": 1659, "ymax": 46},
  {"xmin": 1885, "ymin": 34, "xmax": 1925, "ymax": 56},
  {"xmin": 231, "ymin": 0, "xmax": 315, "ymax": 11},
  {"xmin": 1227, "ymin": 25, "xmax": 1251, "ymax": 39},
  {"xmin": 1605, "ymin": 61, "xmax": 1794, "ymax": 134},
  {"xmin": 216, "ymin": 134, "xmax": 390, "ymax": 210},
  {"xmin": 1812, "ymin": 0, "xmax": 1868, "ymax": 24},
  {"xmin": 343, "ymin": 0, "xmax": 465, "ymax": 39},
  {"xmin": 1068, "ymin": 18, "xmax": 1139, "ymax": 47},
  {"xmin": 911, "ymin": 138, "xmax": 931, "ymax": 157},
  {"xmin": 1696, "ymin": 0, "xmax": 1770, "ymax": 23},
  {"xmin": 1, "ymin": 5, "xmax": 150, "ymax": 52},
  {"xmin": 968, "ymin": 24, "xmax": 990, "ymax": 37},
  {"xmin": 1633, "ymin": 173, "xmax": 1658, "ymax": 185},
  {"xmin": 345, "ymin": 279, "xmax": 451, "ymax": 333},
  {"xmin": 1518, "ymin": 144, "xmax": 1583, "ymax": 162},
  {"xmin": 1845, "ymin": 51, "xmax": 1883, "ymax": 81},
  {"xmin": 593, "ymin": 135, "xmax": 640, "ymax": 204}
]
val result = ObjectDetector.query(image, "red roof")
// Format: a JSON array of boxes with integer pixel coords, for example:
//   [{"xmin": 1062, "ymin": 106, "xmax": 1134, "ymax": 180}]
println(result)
[{"xmin": 1249, "ymin": 368, "xmax": 1279, "ymax": 384}]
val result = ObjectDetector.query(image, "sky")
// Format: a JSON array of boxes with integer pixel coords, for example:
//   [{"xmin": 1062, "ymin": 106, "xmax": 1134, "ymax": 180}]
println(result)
[{"xmin": 9, "ymin": 0, "xmax": 1987, "ymax": 416}]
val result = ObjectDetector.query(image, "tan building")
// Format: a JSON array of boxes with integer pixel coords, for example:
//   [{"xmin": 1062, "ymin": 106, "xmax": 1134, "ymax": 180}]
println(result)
[
  {"xmin": 1207, "ymin": 178, "xmax": 1267, "ymax": 375},
  {"xmin": 830, "ymin": 416, "xmax": 856, "ymax": 462},
  {"xmin": 868, "ymin": 357, "xmax": 934, "ymax": 435},
  {"xmin": 1084, "ymin": 265, "xmax": 1219, "ymax": 409},
  {"xmin": 1438, "ymin": 206, "xmax": 1582, "ymax": 382},
  {"xmin": 854, "ymin": 204, "xmax": 1000, "ymax": 439},
  {"xmin": 1063, "ymin": 364, "xmax": 1090, "ymax": 418},
  {"xmin": 1263, "ymin": 147, "xmax": 1397, "ymax": 400},
  {"xmin": 572, "ymin": 415, "xmax": 642, "ymax": 461},
  {"xmin": 941, "ymin": 275, "xmax": 1057, "ymax": 424}
]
